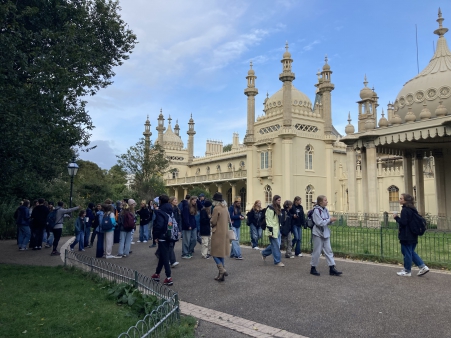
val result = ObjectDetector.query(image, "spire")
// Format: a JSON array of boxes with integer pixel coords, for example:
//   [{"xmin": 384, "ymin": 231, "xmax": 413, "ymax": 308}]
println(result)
[
  {"xmin": 168, "ymin": 115, "xmax": 172, "ymax": 125},
  {"xmin": 364, "ymin": 74, "xmax": 368, "ymax": 87},
  {"xmin": 174, "ymin": 119, "xmax": 180, "ymax": 136},
  {"xmin": 347, "ymin": 112, "xmax": 351, "ymax": 124},
  {"xmin": 435, "ymin": 7, "xmax": 448, "ymax": 37}
]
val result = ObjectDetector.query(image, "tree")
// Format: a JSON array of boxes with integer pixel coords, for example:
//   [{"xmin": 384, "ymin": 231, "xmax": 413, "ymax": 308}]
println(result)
[
  {"xmin": 189, "ymin": 187, "xmax": 211, "ymax": 200},
  {"xmin": 0, "ymin": 0, "xmax": 137, "ymax": 201},
  {"xmin": 223, "ymin": 144, "xmax": 232, "ymax": 152},
  {"xmin": 116, "ymin": 138, "xmax": 169, "ymax": 200}
]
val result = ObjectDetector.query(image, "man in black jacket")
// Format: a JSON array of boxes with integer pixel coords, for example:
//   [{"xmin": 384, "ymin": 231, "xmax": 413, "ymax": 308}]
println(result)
[
  {"xmin": 290, "ymin": 196, "xmax": 305, "ymax": 257},
  {"xmin": 30, "ymin": 198, "xmax": 49, "ymax": 250}
]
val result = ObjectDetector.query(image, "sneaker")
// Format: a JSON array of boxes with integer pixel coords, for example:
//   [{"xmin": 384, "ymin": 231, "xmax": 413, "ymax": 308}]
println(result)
[
  {"xmin": 253, "ymin": 246, "xmax": 260, "ymax": 250},
  {"xmin": 115, "ymin": 254, "xmax": 123, "ymax": 258},
  {"xmin": 151, "ymin": 273, "xmax": 160, "ymax": 282},
  {"xmin": 122, "ymin": 255, "xmax": 128, "ymax": 258},
  {"xmin": 289, "ymin": 255, "xmax": 295, "ymax": 259},
  {"xmin": 262, "ymin": 254, "xmax": 266, "ymax": 261},
  {"xmin": 182, "ymin": 255, "xmax": 192, "ymax": 259},
  {"xmin": 19, "ymin": 248, "xmax": 26, "ymax": 251},
  {"xmin": 50, "ymin": 250, "xmax": 59, "ymax": 256},
  {"xmin": 397, "ymin": 269, "xmax": 411, "ymax": 277},
  {"xmin": 106, "ymin": 255, "xmax": 115, "ymax": 259},
  {"xmin": 79, "ymin": 249, "xmax": 85, "ymax": 252},
  {"xmin": 276, "ymin": 262, "xmax": 285, "ymax": 267},
  {"xmin": 69, "ymin": 247, "xmax": 74, "ymax": 251},
  {"xmin": 149, "ymin": 244, "xmax": 157, "ymax": 248},
  {"xmin": 206, "ymin": 254, "xmax": 211, "ymax": 259},
  {"xmin": 37, "ymin": 246, "xmax": 42, "ymax": 250},
  {"xmin": 131, "ymin": 242, "xmax": 135, "ymax": 244},
  {"xmin": 297, "ymin": 253, "xmax": 303, "ymax": 257},
  {"xmin": 86, "ymin": 245, "xmax": 92, "ymax": 248},
  {"xmin": 129, "ymin": 251, "xmax": 132, "ymax": 254},
  {"xmin": 44, "ymin": 244, "xmax": 51, "ymax": 248},
  {"xmin": 418, "ymin": 266, "xmax": 430, "ymax": 276},
  {"xmin": 171, "ymin": 262, "xmax": 179, "ymax": 267},
  {"xmin": 235, "ymin": 256, "xmax": 244, "ymax": 260},
  {"xmin": 143, "ymin": 240, "xmax": 148, "ymax": 243},
  {"xmin": 163, "ymin": 277, "xmax": 173, "ymax": 286},
  {"xmin": 137, "ymin": 240, "xmax": 141, "ymax": 243},
  {"xmin": 32, "ymin": 246, "xmax": 38, "ymax": 250}
]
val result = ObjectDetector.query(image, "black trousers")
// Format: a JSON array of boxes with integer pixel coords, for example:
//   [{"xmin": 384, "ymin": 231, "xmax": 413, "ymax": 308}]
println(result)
[
  {"xmin": 90, "ymin": 228, "xmax": 98, "ymax": 245},
  {"xmin": 30, "ymin": 225, "xmax": 44, "ymax": 248},
  {"xmin": 155, "ymin": 241, "xmax": 176, "ymax": 264},
  {"xmin": 52, "ymin": 228, "xmax": 62, "ymax": 251},
  {"xmin": 96, "ymin": 232, "xmax": 104, "ymax": 258},
  {"xmin": 155, "ymin": 241, "xmax": 171, "ymax": 278}
]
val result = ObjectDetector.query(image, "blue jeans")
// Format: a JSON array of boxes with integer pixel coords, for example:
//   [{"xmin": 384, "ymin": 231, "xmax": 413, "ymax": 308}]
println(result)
[
  {"xmin": 291, "ymin": 226, "xmax": 302, "ymax": 256},
  {"xmin": 213, "ymin": 256, "xmax": 225, "ymax": 266},
  {"xmin": 261, "ymin": 233, "xmax": 281, "ymax": 264},
  {"xmin": 230, "ymin": 227, "xmax": 242, "ymax": 258},
  {"xmin": 43, "ymin": 229, "xmax": 54, "ymax": 246},
  {"xmin": 401, "ymin": 242, "xmax": 425, "ymax": 272},
  {"xmin": 84, "ymin": 227, "xmax": 91, "ymax": 247},
  {"xmin": 139, "ymin": 223, "xmax": 149, "ymax": 242},
  {"xmin": 250, "ymin": 224, "xmax": 262, "ymax": 248},
  {"xmin": 18, "ymin": 225, "xmax": 31, "ymax": 249},
  {"xmin": 70, "ymin": 231, "xmax": 85, "ymax": 251},
  {"xmin": 118, "ymin": 231, "xmax": 133, "ymax": 255},
  {"xmin": 182, "ymin": 228, "xmax": 197, "ymax": 256}
]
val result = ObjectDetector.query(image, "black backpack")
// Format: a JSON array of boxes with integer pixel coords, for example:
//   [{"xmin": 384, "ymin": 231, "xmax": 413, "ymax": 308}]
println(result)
[
  {"xmin": 409, "ymin": 210, "xmax": 427, "ymax": 236},
  {"xmin": 258, "ymin": 207, "xmax": 268, "ymax": 230},
  {"xmin": 280, "ymin": 209, "xmax": 292, "ymax": 236}
]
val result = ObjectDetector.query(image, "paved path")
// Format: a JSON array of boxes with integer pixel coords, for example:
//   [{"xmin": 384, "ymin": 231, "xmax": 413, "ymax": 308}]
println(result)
[{"xmin": 2, "ymin": 237, "xmax": 451, "ymax": 338}]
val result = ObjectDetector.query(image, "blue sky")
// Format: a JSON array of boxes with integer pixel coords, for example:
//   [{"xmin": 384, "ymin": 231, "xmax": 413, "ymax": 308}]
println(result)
[{"xmin": 79, "ymin": 0, "xmax": 451, "ymax": 169}]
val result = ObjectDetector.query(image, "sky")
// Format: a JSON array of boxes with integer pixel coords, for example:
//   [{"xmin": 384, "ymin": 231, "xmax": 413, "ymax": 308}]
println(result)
[{"xmin": 79, "ymin": 0, "xmax": 451, "ymax": 169}]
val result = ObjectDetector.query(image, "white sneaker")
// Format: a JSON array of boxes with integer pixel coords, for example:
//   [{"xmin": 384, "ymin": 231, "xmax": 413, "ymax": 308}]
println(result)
[
  {"xmin": 106, "ymin": 255, "xmax": 115, "ymax": 259},
  {"xmin": 397, "ymin": 269, "xmax": 411, "ymax": 277},
  {"xmin": 137, "ymin": 240, "xmax": 141, "ymax": 243},
  {"xmin": 143, "ymin": 240, "xmax": 148, "ymax": 243},
  {"xmin": 418, "ymin": 266, "xmax": 430, "ymax": 276},
  {"xmin": 297, "ymin": 253, "xmax": 303, "ymax": 257},
  {"xmin": 131, "ymin": 242, "xmax": 135, "ymax": 244},
  {"xmin": 171, "ymin": 262, "xmax": 179, "ymax": 267},
  {"xmin": 253, "ymin": 247, "xmax": 260, "ymax": 250},
  {"xmin": 275, "ymin": 262, "xmax": 285, "ymax": 267}
]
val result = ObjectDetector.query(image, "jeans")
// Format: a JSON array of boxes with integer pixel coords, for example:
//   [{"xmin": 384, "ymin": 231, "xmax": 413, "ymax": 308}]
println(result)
[
  {"xmin": 118, "ymin": 231, "xmax": 132, "ymax": 256},
  {"xmin": 291, "ymin": 226, "xmax": 302, "ymax": 256},
  {"xmin": 213, "ymin": 256, "xmax": 225, "ymax": 266},
  {"xmin": 139, "ymin": 223, "xmax": 149, "ymax": 242},
  {"xmin": 401, "ymin": 242, "xmax": 425, "ymax": 272},
  {"xmin": 70, "ymin": 231, "xmax": 85, "ymax": 251},
  {"xmin": 250, "ymin": 224, "xmax": 262, "ymax": 248},
  {"xmin": 182, "ymin": 229, "xmax": 197, "ymax": 256},
  {"xmin": 84, "ymin": 227, "xmax": 91, "ymax": 247},
  {"xmin": 96, "ymin": 232, "xmax": 104, "ymax": 258},
  {"xmin": 155, "ymin": 240, "xmax": 171, "ymax": 278},
  {"xmin": 230, "ymin": 227, "xmax": 242, "ymax": 258},
  {"xmin": 52, "ymin": 228, "xmax": 62, "ymax": 251},
  {"xmin": 261, "ymin": 233, "xmax": 281, "ymax": 264},
  {"xmin": 43, "ymin": 229, "xmax": 54, "ymax": 246},
  {"xmin": 18, "ymin": 225, "xmax": 31, "ymax": 249}
]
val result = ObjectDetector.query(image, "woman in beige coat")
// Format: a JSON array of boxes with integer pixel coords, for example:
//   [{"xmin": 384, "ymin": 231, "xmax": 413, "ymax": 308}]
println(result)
[{"xmin": 210, "ymin": 192, "xmax": 230, "ymax": 282}]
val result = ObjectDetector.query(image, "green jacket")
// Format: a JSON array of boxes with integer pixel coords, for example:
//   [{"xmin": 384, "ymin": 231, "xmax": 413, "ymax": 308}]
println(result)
[{"xmin": 264, "ymin": 206, "xmax": 280, "ymax": 238}]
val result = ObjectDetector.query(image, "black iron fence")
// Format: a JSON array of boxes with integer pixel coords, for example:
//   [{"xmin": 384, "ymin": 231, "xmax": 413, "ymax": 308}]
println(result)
[{"xmin": 64, "ymin": 250, "xmax": 180, "ymax": 338}]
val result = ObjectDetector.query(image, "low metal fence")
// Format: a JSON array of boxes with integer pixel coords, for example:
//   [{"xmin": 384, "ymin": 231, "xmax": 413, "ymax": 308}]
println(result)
[
  {"xmin": 64, "ymin": 250, "xmax": 180, "ymax": 338},
  {"xmin": 238, "ymin": 213, "xmax": 451, "ymax": 268}
]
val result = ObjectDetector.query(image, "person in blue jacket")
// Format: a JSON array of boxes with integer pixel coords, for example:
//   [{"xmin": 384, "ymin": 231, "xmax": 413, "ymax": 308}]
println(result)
[
  {"xmin": 229, "ymin": 196, "xmax": 244, "ymax": 260},
  {"xmin": 181, "ymin": 196, "xmax": 198, "ymax": 258}
]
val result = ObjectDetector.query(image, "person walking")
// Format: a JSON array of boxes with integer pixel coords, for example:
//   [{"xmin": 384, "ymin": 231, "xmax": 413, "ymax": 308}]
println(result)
[
  {"xmin": 290, "ymin": 196, "xmax": 305, "ymax": 257},
  {"xmin": 181, "ymin": 196, "xmax": 198, "ymax": 259},
  {"xmin": 247, "ymin": 200, "xmax": 263, "ymax": 250},
  {"xmin": 116, "ymin": 203, "xmax": 135, "ymax": 258},
  {"xmin": 30, "ymin": 198, "xmax": 49, "ymax": 250},
  {"xmin": 51, "ymin": 202, "xmax": 80, "ymax": 256},
  {"xmin": 210, "ymin": 193, "xmax": 230, "ymax": 282},
  {"xmin": 280, "ymin": 200, "xmax": 294, "ymax": 259},
  {"xmin": 261, "ymin": 195, "xmax": 284, "ymax": 267},
  {"xmin": 200, "ymin": 200, "xmax": 213, "ymax": 259},
  {"xmin": 310, "ymin": 195, "xmax": 342, "ymax": 276},
  {"xmin": 43, "ymin": 202, "xmax": 54, "ymax": 248},
  {"xmin": 17, "ymin": 200, "xmax": 31, "ymax": 251},
  {"xmin": 229, "ymin": 197, "xmax": 244, "ymax": 260},
  {"xmin": 70, "ymin": 210, "xmax": 86, "ymax": 251},
  {"xmin": 84, "ymin": 203, "xmax": 95, "ymax": 248},
  {"xmin": 394, "ymin": 193, "xmax": 430, "ymax": 277},
  {"xmin": 137, "ymin": 200, "xmax": 151, "ymax": 243},
  {"xmin": 90, "ymin": 204, "xmax": 102, "ymax": 248},
  {"xmin": 168, "ymin": 196, "xmax": 180, "ymax": 267}
]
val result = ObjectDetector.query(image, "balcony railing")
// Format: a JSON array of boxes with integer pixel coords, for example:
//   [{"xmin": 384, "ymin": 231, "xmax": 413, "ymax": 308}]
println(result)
[{"xmin": 165, "ymin": 170, "xmax": 247, "ymax": 185}]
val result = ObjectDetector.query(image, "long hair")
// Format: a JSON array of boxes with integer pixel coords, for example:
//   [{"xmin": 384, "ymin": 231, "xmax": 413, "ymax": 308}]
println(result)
[
  {"xmin": 212, "ymin": 200, "xmax": 227, "ymax": 208},
  {"xmin": 293, "ymin": 196, "xmax": 301, "ymax": 205},
  {"xmin": 316, "ymin": 195, "xmax": 326, "ymax": 206},
  {"xmin": 283, "ymin": 200, "xmax": 292, "ymax": 210},
  {"xmin": 202, "ymin": 205, "xmax": 212, "ymax": 217},
  {"xmin": 401, "ymin": 193, "xmax": 416, "ymax": 209},
  {"xmin": 233, "ymin": 201, "xmax": 241, "ymax": 215},
  {"xmin": 189, "ymin": 196, "xmax": 198, "ymax": 215},
  {"xmin": 272, "ymin": 195, "xmax": 281, "ymax": 215},
  {"xmin": 252, "ymin": 200, "xmax": 261, "ymax": 212}
]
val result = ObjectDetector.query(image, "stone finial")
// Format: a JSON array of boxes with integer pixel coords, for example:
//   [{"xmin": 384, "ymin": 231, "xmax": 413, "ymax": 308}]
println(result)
[
  {"xmin": 419, "ymin": 104, "xmax": 432, "ymax": 120},
  {"xmin": 435, "ymin": 100, "xmax": 448, "ymax": 116},
  {"xmin": 405, "ymin": 107, "xmax": 416, "ymax": 123},
  {"xmin": 345, "ymin": 112, "xmax": 355, "ymax": 135},
  {"xmin": 365, "ymin": 118, "xmax": 376, "ymax": 130},
  {"xmin": 434, "ymin": 7, "xmax": 448, "ymax": 37},
  {"xmin": 391, "ymin": 113, "xmax": 402, "ymax": 125},
  {"xmin": 378, "ymin": 109, "xmax": 389, "ymax": 127}
]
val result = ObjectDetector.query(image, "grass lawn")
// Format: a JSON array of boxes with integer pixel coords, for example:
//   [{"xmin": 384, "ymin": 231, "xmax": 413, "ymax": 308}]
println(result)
[{"xmin": 0, "ymin": 264, "xmax": 194, "ymax": 338}]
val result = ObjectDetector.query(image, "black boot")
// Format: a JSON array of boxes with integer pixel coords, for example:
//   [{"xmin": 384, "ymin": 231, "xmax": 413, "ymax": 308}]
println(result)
[
  {"xmin": 329, "ymin": 265, "xmax": 342, "ymax": 276},
  {"xmin": 310, "ymin": 266, "xmax": 320, "ymax": 276}
]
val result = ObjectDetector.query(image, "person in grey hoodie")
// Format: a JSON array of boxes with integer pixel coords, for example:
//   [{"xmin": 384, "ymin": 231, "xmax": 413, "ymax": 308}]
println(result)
[{"xmin": 51, "ymin": 201, "xmax": 79, "ymax": 256}]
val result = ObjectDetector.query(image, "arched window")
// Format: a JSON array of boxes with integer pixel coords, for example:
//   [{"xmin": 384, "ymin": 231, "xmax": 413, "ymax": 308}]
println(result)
[
  {"xmin": 195, "ymin": 168, "xmax": 200, "ymax": 175},
  {"xmin": 227, "ymin": 162, "xmax": 233, "ymax": 170},
  {"xmin": 305, "ymin": 185, "xmax": 314, "ymax": 209},
  {"xmin": 264, "ymin": 185, "xmax": 272, "ymax": 206},
  {"xmin": 226, "ymin": 188, "xmax": 232, "ymax": 207},
  {"xmin": 388, "ymin": 185, "xmax": 399, "ymax": 211},
  {"xmin": 239, "ymin": 161, "xmax": 245, "ymax": 169},
  {"xmin": 216, "ymin": 165, "xmax": 221, "ymax": 172},
  {"xmin": 240, "ymin": 187, "xmax": 246, "ymax": 212},
  {"xmin": 172, "ymin": 169, "xmax": 179, "ymax": 179},
  {"xmin": 305, "ymin": 145, "xmax": 314, "ymax": 170}
]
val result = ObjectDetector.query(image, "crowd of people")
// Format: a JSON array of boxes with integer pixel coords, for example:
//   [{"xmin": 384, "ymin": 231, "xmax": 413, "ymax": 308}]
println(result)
[{"xmin": 14, "ymin": 190, "xmax": 429, "ymax": 286}]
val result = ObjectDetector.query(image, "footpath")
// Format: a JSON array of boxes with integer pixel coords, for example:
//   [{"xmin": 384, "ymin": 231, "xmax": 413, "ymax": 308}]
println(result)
[{"xmin": 2, "ymin": 237, "xmax": 451, "ymax": 338}]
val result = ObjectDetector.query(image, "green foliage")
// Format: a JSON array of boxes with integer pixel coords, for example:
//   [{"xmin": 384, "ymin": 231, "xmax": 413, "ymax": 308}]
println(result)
[
  {"xmin": 189, "ymin": 187, "xmax": 212, "ymax": 200},
  {"xmin": 107, "ymin": 283, "xmax": 161, "ymax": 316},
  {"xmin": 164, "ymin": 316, "xmax": 197, "ymax": 338},
  {"xmin": 223, "ymin": 144, "xmax": 232, "ymax": 152},
  {"xmin": 0, "ymin": 0, "xmax": 137, "ymax": 202},
  {"xmin": 0, "ymin": 199, "xmax": 20, "ymax": 239}
]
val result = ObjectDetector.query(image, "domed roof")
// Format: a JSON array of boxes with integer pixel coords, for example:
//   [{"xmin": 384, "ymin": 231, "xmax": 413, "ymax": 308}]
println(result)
[
  {"xmin": 394, "ymin": 10, "xmax": 451, "ymax": 122},
  {"xmin": 264, "ymin": 85, "xmax": 312, "ymax": 113},
  {"xmin": 162, "ymin": 123, "xmax": 183, "ymax": 149},
  {"xmin": 360, "ymin": 75, "xmax": 373, "ymax": 100}
]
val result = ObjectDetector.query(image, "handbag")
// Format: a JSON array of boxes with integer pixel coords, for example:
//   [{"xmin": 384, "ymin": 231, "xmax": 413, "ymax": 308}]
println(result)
[{"xmin": 227, "ymin": 212, "xmax": 236, "ymax": 241}]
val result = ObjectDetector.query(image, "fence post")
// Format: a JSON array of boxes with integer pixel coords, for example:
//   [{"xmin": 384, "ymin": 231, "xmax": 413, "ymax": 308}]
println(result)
[
  {"xmin": 134, "ymin": 270, "xmax": 138, "ymax": 288},
  {"xmin": 64, "ymin": 249, "xmax": 67, "ymax": 266},
  {"xmin": 174, "ymin": 293, "xmax": 180, "ymax": 320},
  {"xmin": 380, "ymin": 221, "xmax": 384, "ymax": 259},
  {"xmin": 90, "ymin": 257, "xmax": 93, "ymax": 273}
]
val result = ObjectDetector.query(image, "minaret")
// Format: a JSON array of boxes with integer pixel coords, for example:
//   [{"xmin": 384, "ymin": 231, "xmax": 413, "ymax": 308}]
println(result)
[
  {"xmin": 317, "ymin": 55, "xmax": 335, "ymax": 135},
  {"xmin": 357, "ymin": 75, "xmax": 377, "ymax": 132},
  {"xmin": 174, "ymin": 119, "xmax": 180, "ymax": 136},
  {"xmin": 156, "ymin": 109, "xmax": 165, "ymax": 144},
  {"xmin": 279, "ymin": 42, "xmax": 295, "ymax": 128},
  {"xmin": 244, "ymin": 61, "xmax": 258, "ymax": 145},
  {"xmin": 143, "ymin": 115, "xmax": 152, "ymax": 149},
  {"xmin": 187, "ymin": 114, "xmax": 196, "ymax": 163}
]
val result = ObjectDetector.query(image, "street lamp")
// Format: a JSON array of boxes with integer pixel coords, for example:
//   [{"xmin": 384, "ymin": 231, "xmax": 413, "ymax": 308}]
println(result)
[{"xmin": 67, "ymin": 157, "xmax": 79, "ymax": 208}]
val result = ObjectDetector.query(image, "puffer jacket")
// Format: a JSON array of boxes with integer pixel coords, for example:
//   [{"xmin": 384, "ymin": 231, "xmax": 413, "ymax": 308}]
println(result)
[{"xmin": 395, "ymin": 205, "xmax": 418, "ymax": 244}]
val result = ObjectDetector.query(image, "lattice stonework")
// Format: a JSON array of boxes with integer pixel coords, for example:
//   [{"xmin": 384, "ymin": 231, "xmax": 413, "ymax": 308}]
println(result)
[
  {"xmin": 167, "ymin": 156, "xmax": 184, "ymax": 161},
  {"xmin": 294, "ymin": 124, "xmax": 319, "ymax": 133},
  {"xmin": 259, "ymin": 124, "xmax": 280, "ymax": 134}
]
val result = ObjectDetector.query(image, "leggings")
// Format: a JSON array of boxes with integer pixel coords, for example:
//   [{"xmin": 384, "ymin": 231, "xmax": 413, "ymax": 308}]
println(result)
[
  {"xmin": 52, "ymin": 228, "xmax": 62, "ymax": 251},
  {"xmin": 155, "ymin": 241, "xmax": 171, "ymax": 278}
]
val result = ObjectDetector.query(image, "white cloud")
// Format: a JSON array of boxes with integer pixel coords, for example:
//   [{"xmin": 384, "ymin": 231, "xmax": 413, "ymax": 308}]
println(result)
[{"xmin": 303, "ymin": 40, "xmax": 321, "ymax": 51}]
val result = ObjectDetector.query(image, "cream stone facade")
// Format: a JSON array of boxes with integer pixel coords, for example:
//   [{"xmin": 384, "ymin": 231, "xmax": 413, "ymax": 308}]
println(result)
[{"xmin": 143, "ymin": 10, "xmax": 449, "ymax": 218}]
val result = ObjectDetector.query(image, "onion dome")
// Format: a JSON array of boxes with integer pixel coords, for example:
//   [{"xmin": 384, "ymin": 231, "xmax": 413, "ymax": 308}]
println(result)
[
  {"xmin": 323, "ymin": 55, "xmax": 331, "ymax": 71},
  {"xmin": 435, "ymin": 100, "xmax": 448, "ymax": 116},
  {"xmin": 283, "ymin": 41, "xmax": 291, "ymax": 59},
  {"xmin": 365, "ymin": 118, "xmax": 376, "ymax": 130},
  {"xmin": 391, "ymin": 113, "xmax": 402, "ymax": 125},
  {"xmin": 405, "ymin": 107, "xmax": 416, "ymax": 123},
  {"xmin": 419, "ymin": 104, "xmax": 432, "ymax": 120},
  {"xmin": 345, "ymin": 112, "xmax": 355, "ymax": 135},
  {"xmin": 162, "ymin": 117, "xmax": 184, "ymax": 149},
  {"xmin": 378, "ymin": 109, "xmax": 389, "ymax": 127},
  {"xmin": 248, "ymin": 61, "xmax": 255, "ymax": 75},
  {"xmin": 360, "ymin": 75, "xmax": 373, "ymax": 100}
]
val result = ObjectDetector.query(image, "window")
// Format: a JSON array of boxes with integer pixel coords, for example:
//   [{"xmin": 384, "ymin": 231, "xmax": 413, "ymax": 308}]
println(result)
[
  {"xmin": 264, "ymin": 185, "xmax": 272, "ymax": 206},
  {"xmin": 227, "ymin": 188, "xmax": 232, "ymax": 207},
  {"xmin": 239, "ymin": 161, "xmax": 245, "ymax": 169},
  {"xmin": 261, "ymin": 151, "xmax": 269, "ymax": 169},
  {"xmin": 196, "ymin": 168, "xmax": 200, "ymax": 175},
  {"xmin": 227, "ymin": 162, "xmax": 233, "ymax": 170},
  {"xmin": 305, "ymin": 185, "xmax": 314, "ymax": 209},
  {"xmin": 305, "ymin": 145, "xmax": 314, "ymax": 170},
  {"xmin": 388, "ymin": 185, "xmax": 399, "ymax": 211},
  {"xmin": 206, "ymin": 166, "xmax": 210, "ymax": 174},
  {"xmin": 216, "ymin": 165, "xmax": 221, "ymax": 172},
  {"xmin": 240, "ymin": 187, "xmax": 246, "ymax": 212},
  {"xmin": 172, "ymin": 169, "xmax": 179, "ymax": 179}
]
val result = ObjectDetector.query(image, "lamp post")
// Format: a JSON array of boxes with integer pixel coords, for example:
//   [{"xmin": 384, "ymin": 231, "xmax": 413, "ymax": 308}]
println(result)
[{"xmin": 67, "ymin": 157, "xmax": 79, "ymax": 208}]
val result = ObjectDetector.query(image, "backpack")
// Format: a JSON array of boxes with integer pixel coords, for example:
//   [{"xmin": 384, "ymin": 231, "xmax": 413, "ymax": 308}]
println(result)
[
  {"xmin": 165, "ymin": 212, "xmax": 179, "ymax": 241},
  {"xmin": 246, "ymin": 211, "xmax": 251, "ymax": 226},
  {"xmin": 280, "ymin": 209, "xmax": 292, "ymax": 236},
  {"xmin": 101, "ymin": 212, "xmax": 114, "ymax": 231},
  {"xmin": 306, "ymin": 209, "xmax": 315, "ymax": 229},
  {"xmin": 409, "ymin": 211, "xmax": 427, "ymax": 236},
  {"xmin": 122, "ymin": 212, "xmax": 135, "ymax": 231},
  {"xmin": 258, "ymin": 207, "xmax": 268, "ymax": 230},
  {"xmin": 46, "ymin": 208, "xmax": 62, "ymax": 230}
]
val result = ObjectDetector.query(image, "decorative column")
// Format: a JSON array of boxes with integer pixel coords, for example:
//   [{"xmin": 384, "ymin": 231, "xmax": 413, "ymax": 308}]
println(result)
[
  {"xmin": 346, "ymin": 146, "xmax": 357, "ymax": 221},
  {"xmin": 173, "ymin": 187, "xmax": 179, "ymax": 202},
  {"xmin": 183, "ymin": 187, "xmax": 188, "ymax": 199},
  {"xmin": 403, "ymin": 152, "xmax": 413, "ymax": 195},
  {"xmin": 318, "ymin": 56, "xmax": 335, "ymax": 135},
  {"xmin": 143, "ymin": 115, "xmax": 152, "ymax": 146},
  {"xmin": 156, "ymin": 109, "xmax": 165, "ymax": 144},
  {"xmin": 360, "ymin": 149, "xmax": 369, "ymax": 213},
  {"xmin": 325, "ymin": 140, "xmax": 335, "ymax": 210},
  {"xmin": 231, "ymin": 183, "xmax": 237, "ymax": 201},
  {"xmin": 433, "ymin": 150, "xmax": 446, "ymax": 221},
  {"xmin": 414, "ymin": 151, "xmax": 425, "ymax": 215},
  {"xmin": 187, "ymin": 114, "xmax": 196, "ymax": 164},
  {"xmin": 215, "ymin": 183, "xmax": 222, "ymax": 193},
  {"xmin": 282, "ymin": 137, "xmax": 293, "ymax": 200},
  {"xmin": 443, "ymin": 149, "xmax": 451, "ymax": 219},
  {"xmin": 279, "ymin": 42, "xmax": 295, "ymax": 128},
  {"xmin": 244, "ymin": 62, "xmax": 258, "ymax": 144},
  {"xmin": 365, "ymin": 142, "xmax": 379, "ymax": 215}
]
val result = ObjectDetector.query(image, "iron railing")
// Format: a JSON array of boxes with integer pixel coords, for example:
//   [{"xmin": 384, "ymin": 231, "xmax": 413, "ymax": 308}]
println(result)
[
  {"xmin": 238, "ymin": 212, "xmax": 451, "ymax": 268},
  {"xmin": 64, "ymin": 250, "xmax": 180, "ymax": 338}
]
